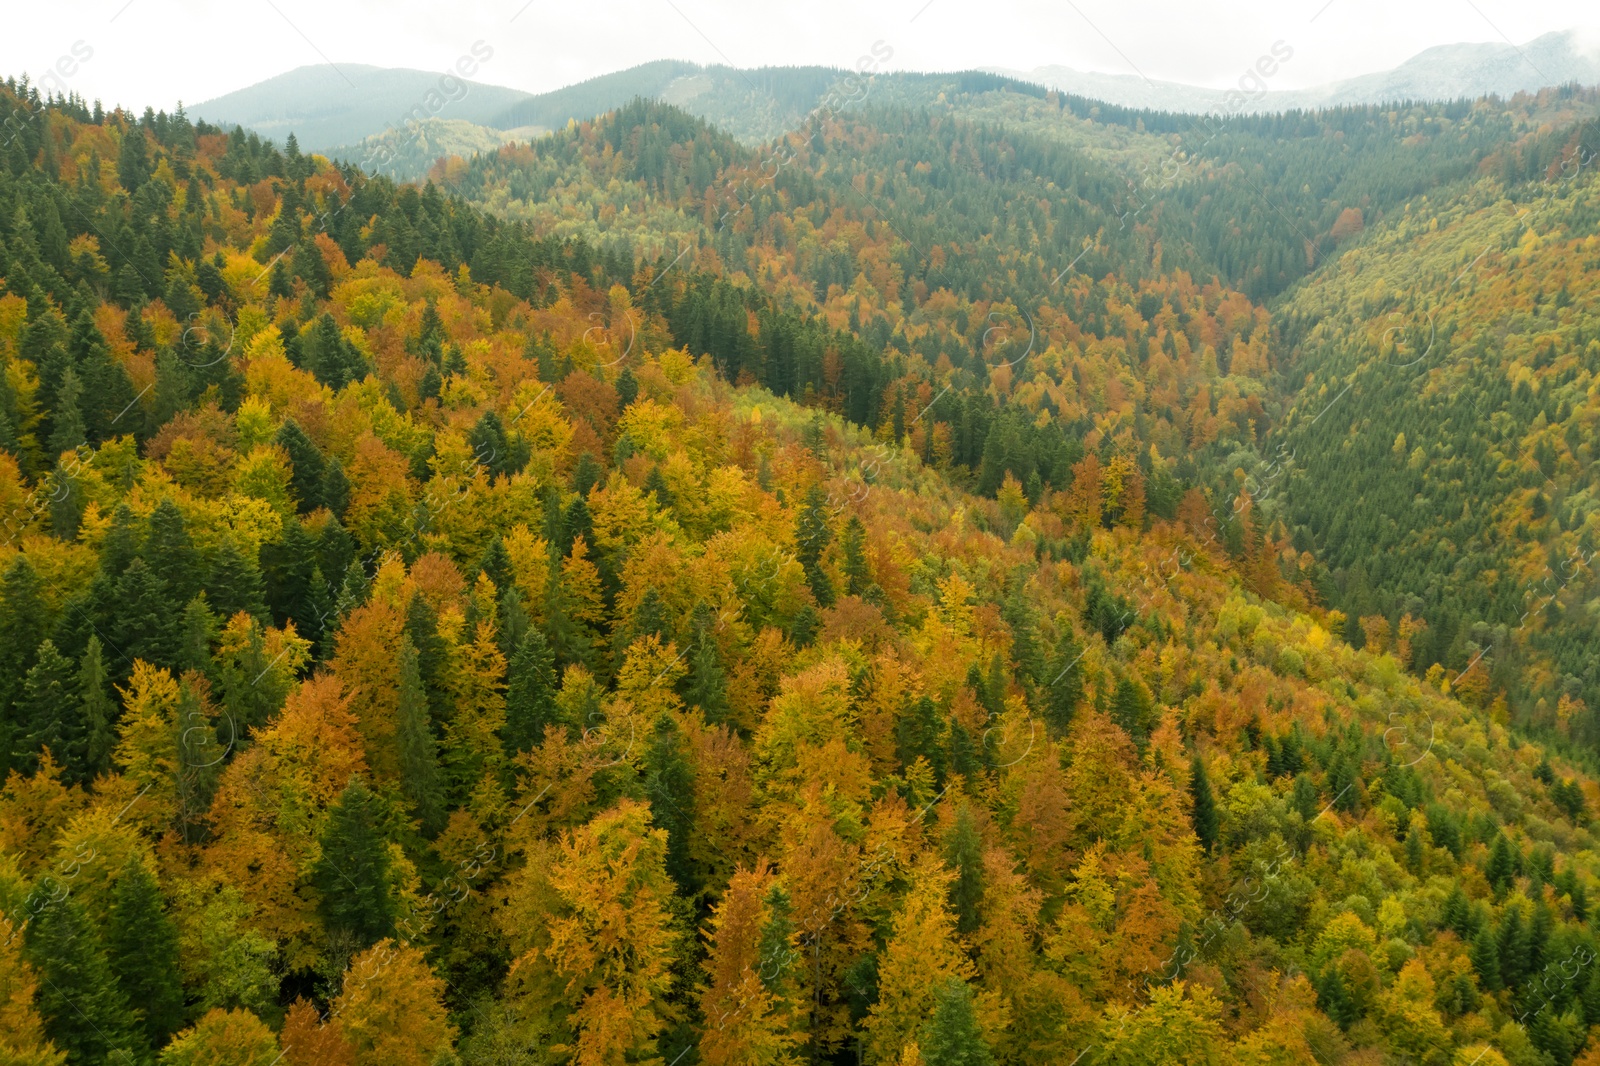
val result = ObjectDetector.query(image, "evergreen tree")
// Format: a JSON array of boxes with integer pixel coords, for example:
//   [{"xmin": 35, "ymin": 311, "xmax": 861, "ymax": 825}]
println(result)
[
  {"xmin": 1486, "ymin": 833, "xmax": 1518, "ymax": 896},
  {"xmin": 1109, "ymin": 676, "xmax": 1154, "ymax": 747},
  {"xmin": 795, "ymin": 484, "xmax": 834, "ymax": 608},
  {"xmin": 0, "ymin": 555, "xmax": 49, "ymax": 761},
  {"xmin": 78, "ymin": 634, "xmax": 116, "ymax": 780},
  {"xmin": 1190, "ymin": 754, "xmax": 1219, "ymax": 854},
  {"xmin": 684, "ymin": 601, "xmax": 728, "ymax": 726},
  {"xmin": 17, "ymin": 639, "xmax": 79, "ymax": 773},
  {"xmin": 643, "ymin": 710, "xmax": 698, "ymax": 896},
  {"xmin": 207, "ymin": 542, "xmax": 268, "ymax": 623},
  {"xmin": 1471, "ymin": 922, "xmax": 1502, "ymax": 991},
  {"xmin": 1043, "ymin": 632, "xmax": 1083, "ymax": 735},
  {"xmin": 104, "ymin": 857, "xmax": 184, "ymax": 1047},
  {"xmin": 110, "ymin": 557, "xmax": 175, "ymax": 669},
  {"xmin": 145, "ymin": 499, "xmax": 202, "ymax": 606},
  {"xmin": 274, "ymin": 418, "xmax": 326, "ymax": 513},
  {"xmin": 314, "ymin": 778, "xmax": 397, "ymax": 950},
  {"xmin": 503, "ymin": 627, "xmax": 559, "ymax": 752},
  {"xmin": 918, "ymin": 978, "xmax": 994, "ymax": 1066},
  {"xmin": 943, "ymin": 803, "xmax": 986, "ymax": 936},
  {"xmin": 396, "ymin": 635, "xmax": 445, "ymax": 837},
  {"xmin": 24, "ymin": 878, "xmax": 144, "ymax": 1063}
]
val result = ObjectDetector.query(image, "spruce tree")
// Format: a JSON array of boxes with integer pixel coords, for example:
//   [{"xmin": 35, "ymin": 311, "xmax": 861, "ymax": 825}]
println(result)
[
  {"xmin": 943, "ymin": 803, "xmax": 986, "ymax": 935},
  {"xmin": 504, "ymin": 627, "xmax": 559, "ymax": 752},
  {"xmin": 206, "ymin": 541, "xmax": 267, "ymax": 622},
  {"xmin": 104, "ymin": 857, "xmax": 184, "ymax": 1047},
  {"xmin": 1190, "ymin": 754, "xmax": 1219, "ymax": 854},
  {"xmin": 684, "ymin": 602, "xmax": 729, "ymax": 726},
  {"xmin": 314, "ymin": 777, "xmax": 397, "ymax": 949},
  {"xmin": 274, "ymin": 418, "xmax": 325, "ymax": 514},
  {"xmin": 1471, "ymin": 923, "xmax": 1503, "ymax": 992},
  {"xmin": 918, "ymin": 978, "xmax": 994, "ymax": 1066},
  {"xmin": 24, "ymin": 878, "xmax": 144, "ymax": 1062},
  {"xmin": 396, "ymin": 635, "xmax": 445, "ymax": 837},
  {"xmin": 795, "ymin": 484, "xmax": 834, "ymax": 608},
  {"xmin": 643, "ymin": 711, "xmax": 697, "ymax": 896},
  {"xmin": 143, "ymin": 498, "xmax": 201, "ymax": 605},
  {"xmin": 18, "ymin": 639, "xmax": 79, "ymax": 774},
  {"xmin": 1043, "ymin": 632, "xmax": 1083, "ymax": 735},
  {"xmin": 78, "ymin": 634, "xmax": 116, "ymax": 780}
]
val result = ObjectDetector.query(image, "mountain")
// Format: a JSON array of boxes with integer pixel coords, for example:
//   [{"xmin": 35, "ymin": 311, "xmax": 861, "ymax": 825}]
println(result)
[
  {"xmin": 8, "ymin": 79, "xmax": 1600, "ymax": 1066},
  {"xmin": 187, "ymin": 62, "xmax": 534, "ymax": 150},
  {"xmin": 997, "ymin": 28, "xmax": 1600, "ymax": 113}
]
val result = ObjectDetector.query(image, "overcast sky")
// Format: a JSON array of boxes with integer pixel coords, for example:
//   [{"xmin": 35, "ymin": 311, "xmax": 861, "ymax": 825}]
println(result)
[{"xmin": 5, "ymin": 0, "xmax": 1598, "ymax": 111}]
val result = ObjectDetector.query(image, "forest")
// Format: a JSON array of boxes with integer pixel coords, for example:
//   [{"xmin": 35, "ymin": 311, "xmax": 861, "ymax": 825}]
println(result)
[{"xmin": 0, "ymin": 65, "xmax": 1597, "ymax": 1066}]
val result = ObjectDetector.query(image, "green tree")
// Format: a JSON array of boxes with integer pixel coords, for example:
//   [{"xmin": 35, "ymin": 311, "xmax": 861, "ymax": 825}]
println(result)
[
  {"xmin": 643, "ymin": 711, "xmax": 698, "ymax": 896},
  {"xmin": 918, "ymin": 978, "xmax": 994, "ymax": 1066},
  {"xmin": 943, "ymin": 803, "xmax": 986, "ymax": 936},
  {"xmin": 105, "ymin": 857, "xmax": 185, "ymax": 1047},
  {"xmin": 396, "ymin": 635, "xmax": 445, "ymax": 837},
  {"xmin": 24, "ymin": 878, "xmax": 144, "ymax": 1063},
  {"xmin": 504, "ymin": 627, "xmax": 559, "ymax": 752},
  {"xmin": 1189, "ymin": 754, "xmax": 1218, "ymax": 854},
  {"xmin": 314, "ymin": 778, "xmax": 397, "ymax": 950},
  {"xmin": 18, "ymin": 640, "xmax": 79, "ymax": 774},
  {"xmin": 795, "ymin": 484, "xmax": 834, "ymax": 608},
  {"xmin": 684, "ymin": 601, "xmax": 728, "ymax": 726}
]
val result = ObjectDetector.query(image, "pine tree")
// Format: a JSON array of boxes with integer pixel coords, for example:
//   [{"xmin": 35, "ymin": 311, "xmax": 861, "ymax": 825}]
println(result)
[
  {"xmin": 105, "ymin": 857, "xmax": 184, "ymax": 1047},
  {"xmin": 1189, "ymin": 754, "xmax": 1219, "ymax": 854},
  {"xmin": 396, "ymin": 635, "xmax": 445, "ymax": 837},
  {"xmin": 110, "ymin": 557, "xmax": 178, "ymax": 668},
  {"xmin": 1109, "ymin": 676, "xmax": 1154, "ymax": 747},
  {"xmin": 918, "ymin": 978, "xmax": 994, "ymax": 1066},
  {"xmin": 0, "ymin": 556, "xmax": 48, "ymax": 769},
  {"xmin": 24, "ymin": 878, "xmax": 145, "ymax": 1062},
  {"xmin": 206, "ymin": 543, "xmax": 267, "ymax": 622},
  {"xmin": 504, "ymin": 627, "xmax": 559, "ymax": 752},
  {"xmin": 314, "ymin": 777, "xmax": 397, "ymax": 949},
  {"xmin": 1486, "ymin": 833, "xmax": 1518, "ymax": 895}
]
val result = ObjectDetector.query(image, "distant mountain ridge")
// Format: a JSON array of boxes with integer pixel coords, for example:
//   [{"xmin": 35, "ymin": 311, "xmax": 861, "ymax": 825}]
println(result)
[
  {"xmin": 995, "ymin": 29, "xmax": 1600, "ymax": 114},
  {"xmin": 189, "ymin": 29, "xmax": 1600, "ymax": 174}
]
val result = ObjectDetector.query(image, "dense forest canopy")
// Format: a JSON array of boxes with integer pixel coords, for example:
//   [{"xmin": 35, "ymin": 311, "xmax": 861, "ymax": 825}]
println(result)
[{"xmin": 0, "ymin": 64, "xmax": 1596, "ymax": 1066}]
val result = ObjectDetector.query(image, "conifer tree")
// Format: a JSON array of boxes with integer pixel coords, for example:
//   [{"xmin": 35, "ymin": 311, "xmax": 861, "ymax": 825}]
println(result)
[
  {"xmin": 78, "ymin": 634, "xmax": 116, "ymax": 780},
  {"xmin": 685, "ymin": 602, "xmax": 729, "ymax": 726},
  {"xmin": 24, "ymin": 878, "xmax": 144, "ymax": 1063},
  {"xmin": 274, "ymin": 418, "xmax": 325, "ymax": 514},
  {"xmin": 314, "ymin": 778, "xmax": 397, "ymax": 950},
  {"xmin": 1189, "ymin": 754, "xmax": 1219, "ymax": 854},
  {"xmin": 18, "ymin": 640, "xmax": 78, "ymax": 774},
  {"xmin": 504, "ymin": 627, "xmax": 559, "ymax": 752},
  {"xmin": 918, "ymin": 978, "xmax": 994, "ymax": 1066},
  {"xmin": 105, "ymin": 857, "xmax": 185, "ymax": 1047},
  {"xmin": 795, "ymin": 485, "xmax": 834, "ymax": 608},
  {"xmin": 644, "ymin": 710, "xmax": 698, "ymax": 896},
  {"xmin": 396, "ymin": 635, "xmax": 445, "ymax": 837},
  {"xmin": 943, "ymin": 803, "xmax": 986, "ymax": 936}
]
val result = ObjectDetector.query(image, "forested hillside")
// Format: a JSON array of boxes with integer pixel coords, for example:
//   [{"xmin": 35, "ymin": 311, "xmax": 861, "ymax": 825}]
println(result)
[{"xmin": 2, "ymin": 71, "xmax": 1600, "ymax": 1066}]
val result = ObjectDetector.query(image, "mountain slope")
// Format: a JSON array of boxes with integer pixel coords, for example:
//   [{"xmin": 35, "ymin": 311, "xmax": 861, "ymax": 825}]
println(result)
[
  {"xmin": 1268, "ymin": 115, "xmax": 1600, "ymax": 738},
  {"xmin": 188, "ymin": 61, "xmax": 533, "ymax": 149},
  {"xmin": 6, "ymin": 84, "xmax": 1600, "ymax": 1066}
]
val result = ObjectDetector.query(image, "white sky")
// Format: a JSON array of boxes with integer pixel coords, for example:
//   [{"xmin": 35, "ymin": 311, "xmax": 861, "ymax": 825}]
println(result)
[{"xmin": 4, "ymin": 0, "xmax": 1598, "ymax": 111}]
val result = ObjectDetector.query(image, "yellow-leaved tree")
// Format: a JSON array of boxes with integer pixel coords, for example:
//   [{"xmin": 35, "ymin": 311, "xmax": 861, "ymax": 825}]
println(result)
[{"xmin": 503, "ymin": 799, "xmax": 681, "ymax": 1065}]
